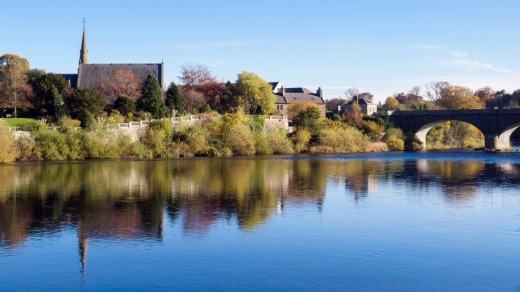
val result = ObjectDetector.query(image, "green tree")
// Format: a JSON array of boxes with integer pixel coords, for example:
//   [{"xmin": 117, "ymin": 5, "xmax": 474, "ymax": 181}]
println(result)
[
  {"xmin": 165, "ymin": 81, "xmax": 184, "ymax": 116},
  {"xmin": 66, "ymin": 87, "xmax": 107, "ymax": 127},
  {"xmin": 137, "ymin": 74, "xmax": 168, "ymax": 118},
  {"xmin": 235, "ymin": 71, "xmax": 275, "ymax": 114},
  {"xmin": 218, "ymin": 81, "xmax": 240, "ymax": 113},
  {"xmin": 114, "ymin": 96, "xmax": 136, "ymax": 116},
  {"xmin": 28, "ymin": 72, "xmax": 68, "ymax": 119}
]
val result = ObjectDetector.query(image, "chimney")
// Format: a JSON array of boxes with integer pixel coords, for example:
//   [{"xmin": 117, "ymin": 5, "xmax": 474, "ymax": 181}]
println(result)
[
  {"xmin": 317, "ymin": 87, "xmax": 323, "ymax": 98},
  {"xmin": 281, "ymin": 86, "xmax": 285, "ymax": 97}
]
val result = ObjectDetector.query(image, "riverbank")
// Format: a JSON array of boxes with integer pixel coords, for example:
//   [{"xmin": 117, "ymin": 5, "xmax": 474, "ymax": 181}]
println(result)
[{"xmin": 0, "ymin": 114, "xmax": 400, "ymax": 163}]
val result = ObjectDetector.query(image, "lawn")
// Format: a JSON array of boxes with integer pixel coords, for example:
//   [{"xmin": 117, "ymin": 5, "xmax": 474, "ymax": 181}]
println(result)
[{"xmin": 0, "ymin": 118, "xmax": 38, "ymax": 127}]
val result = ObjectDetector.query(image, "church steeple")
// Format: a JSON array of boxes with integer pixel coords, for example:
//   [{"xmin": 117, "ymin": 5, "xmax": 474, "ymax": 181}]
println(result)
[{"xmin": 79, "ymin": 19, "xmax": 89, "ymax": 65}]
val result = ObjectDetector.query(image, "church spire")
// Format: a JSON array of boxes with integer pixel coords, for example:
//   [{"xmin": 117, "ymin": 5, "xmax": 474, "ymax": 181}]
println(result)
[{"xmin": 79, "ymin": 19, "xmax": 89, "ymax": 65}]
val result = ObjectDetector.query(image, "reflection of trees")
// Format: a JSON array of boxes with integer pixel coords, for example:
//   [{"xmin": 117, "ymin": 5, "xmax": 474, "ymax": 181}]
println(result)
[
  {"xmin": 0, "ymin": 158, "xmax": 328, "ymax": 248},
  {"xmin": 2, "ymin": 156, "xmax": 519, "ymax": 249}
]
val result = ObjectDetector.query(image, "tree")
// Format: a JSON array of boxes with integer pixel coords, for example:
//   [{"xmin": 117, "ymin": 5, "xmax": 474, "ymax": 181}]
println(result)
[
  {"xmin": 425, "ymin": 81, "xmax": 450, "ymax": 102},
  {"xmin": 235, "ymin": 71, "xmax": 275, "ymax": 114},
  {"xmin": 0, "ymin": 60, "xmax": 33, "ymax": 117},
  {"xmin": 219, "ymin": 81, "xmax": 240, "ymax": 113},
  {"xmin": 381, "ymin": 96, "xmax": 402, "ymax": 111},
  {"xmin": 113, "ymin": 96, "xmax": 136, "ymax": 116},
  {"xmin": 289, "ymin": 103, "xmax": 324, "ymax": 135},
  {"xmin": 165, "ymin": 81, "xmax": 184, "ymax": 115},
  {"xmin": 137, "ymin": 74, "xmax": 168, "ymax": 118},
  {"xmin": 27, "ymin": 71, "xmax": 68, "ymax": 118},
  {"xmin": 98, "ymin": 69, "xmax": 142, "ymax": 101},
  {"xmin": 393, "ymin": 86, "xmax": 424, "ymax": 108},
  {"xmin": 66, "ymin": 87, "xmax": 107, "ymax": 127},
  {"xmin": 178, "ymin": 63, "xmax": 225, "ymax": 109},
  {"xmin": 325, "ymin": 97, "xmax": 348, "ymax": 114},
  {"xmin": 437, "ymin": 85, "xmax": 484, "ymax": 110},
  {"xmin": 183, "ymin": 90, "xmax": 207, "ymax": 113},
  {"xmin": 0, "ymin": 54, "xmax": 30, "ymax": 72}
]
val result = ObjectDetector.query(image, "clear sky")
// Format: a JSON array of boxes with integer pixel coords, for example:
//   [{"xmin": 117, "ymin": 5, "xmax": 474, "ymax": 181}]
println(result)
[{"xmin": 2, "ymin": 0, "xmax": 520, "ymax": 102}]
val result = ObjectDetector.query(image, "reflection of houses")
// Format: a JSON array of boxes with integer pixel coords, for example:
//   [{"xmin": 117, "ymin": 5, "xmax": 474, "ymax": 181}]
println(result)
[
  {"xmin": 345, "ymin": 97, "xmax": 378, "ymax": 115},
  {"xmin": 62, "ymin": 25, "xmax": 164, "ymax": 90},
  {"xmin": 270, "ymin": 82, "xmax": 326, "ymax": 118}
]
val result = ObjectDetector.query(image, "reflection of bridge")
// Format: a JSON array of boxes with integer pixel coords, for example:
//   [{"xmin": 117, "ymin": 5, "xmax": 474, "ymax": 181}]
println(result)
[{"xmin": 389, "ymin": 109, "xmax": 520, "ymax": 150}]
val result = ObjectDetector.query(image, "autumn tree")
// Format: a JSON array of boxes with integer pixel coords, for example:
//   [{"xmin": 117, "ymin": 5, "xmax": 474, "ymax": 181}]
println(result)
[
  {"xmin": 182, "ymin": 90, "xmax": 207, "ymax": 113},
  {"xmin": 98, "ymin": 69, "xmax": 142, "ymax": 102},
  {"xmin": 137, "ymin": 74, "xmax": 168, "ymax": 118},
  {"xmin": 288, "ymin": 102, "xmax": 324, "ymax": 135},
  {"xmin": 178, "ymin": 63, "xmax": 225, "ymax": 109},
  {"xmin": 381, "ymin": 96, "xmax": 403, "ymax": 111},
  {"xmin": 425, "ymin": 81, "xmax": 450, "ymax": 102},
  {"xmin": 0, "ymin": 54, "xmax": 30, "ymax": 72},
  {"xmin": 235, "ymin": 71, "xmax": 275, "ymax": 114},
  {"xmin": 325, "ymin": 97, "xmax": 348, "ymax": 114},
  {"xmin": 393, "ymin": 86, "xmax": 424, "ymax": 108},
  {"xmin": 345, "ymin": 87, "xmax": 373, "ymax": 102},
  {"xmin": 165, "ymin": 81, "xmax": 184, "ymax": 115},
  {"xmin": 66, "ymin": 87, "xmax": 107, "ymax": 127},
  {"xmin": 437, "ymin": 85, "xmax": 484, "ymax": 110},
  {"xmin": 0, "ymin": 54, "xmax": 33, "ymax": 117}
]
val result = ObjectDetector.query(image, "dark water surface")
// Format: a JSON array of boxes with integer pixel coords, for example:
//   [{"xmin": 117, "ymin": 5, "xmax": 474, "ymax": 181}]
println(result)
[{"xmin": 1, "ymin": 151, "xmax": 520, "ymax": 291}]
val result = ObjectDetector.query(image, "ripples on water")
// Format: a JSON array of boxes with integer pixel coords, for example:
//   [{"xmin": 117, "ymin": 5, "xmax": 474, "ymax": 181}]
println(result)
[{"xmin": 1, "ymin": 151, "xmax": 520, "ymax": 290}]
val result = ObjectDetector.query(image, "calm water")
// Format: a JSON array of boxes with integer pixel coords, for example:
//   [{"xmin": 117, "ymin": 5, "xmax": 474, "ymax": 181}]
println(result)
[{"xmin": 1, "ymin": 151, "xmax": 520, "ymax": 291}]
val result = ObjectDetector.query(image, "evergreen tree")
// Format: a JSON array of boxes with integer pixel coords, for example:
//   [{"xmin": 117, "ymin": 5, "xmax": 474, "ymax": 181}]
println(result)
[
  {"xmin": 114, "ymin": 96, "xmax": 136, "ymax": 116},
  {"xmin": 137, "ymin": 74, "xmax": 167, "ymax": 118},
  {"xmin": 165, "ymin": 81, "xmax": 184, "ymax": 116},
  {"xmin": 48, "ymin": 85, "xmax": 63, "ymax": 122},
  {"xmin": 66, "ymin": 87, "xmax": 107, "ymax": 127}
]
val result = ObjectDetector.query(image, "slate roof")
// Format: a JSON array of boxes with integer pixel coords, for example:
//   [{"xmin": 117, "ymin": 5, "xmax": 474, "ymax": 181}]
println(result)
[
  {"xmin": 274, "ymin": 87, "xmax": 325, "ymax": 105},
  {"xmin": 77, "ymin": 63, "xmax": 164, "ymax": 89},
  {"xmin": 347, "ymin": 98, "xmax": 375, "ymax": 105}
]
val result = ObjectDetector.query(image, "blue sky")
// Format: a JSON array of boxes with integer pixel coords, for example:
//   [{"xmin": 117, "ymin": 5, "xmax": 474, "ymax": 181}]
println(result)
[{"xmin": 2, "ymin": 0, "xmax": 520, "ymax": 102}]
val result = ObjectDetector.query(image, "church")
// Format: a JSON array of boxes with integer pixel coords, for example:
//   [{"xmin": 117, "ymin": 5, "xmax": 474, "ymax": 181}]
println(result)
[{"xmin": 62, "ymin": 25, "xmax": 164, "ymax": 91}]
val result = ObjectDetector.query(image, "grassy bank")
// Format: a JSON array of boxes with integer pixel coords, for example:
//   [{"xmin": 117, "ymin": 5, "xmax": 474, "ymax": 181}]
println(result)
[{"xmin": 0, "ymin": 118, "xmax": 38, "ymax": 127}]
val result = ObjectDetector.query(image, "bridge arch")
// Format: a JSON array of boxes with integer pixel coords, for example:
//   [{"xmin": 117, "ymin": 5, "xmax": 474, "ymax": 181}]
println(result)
[
  {"xmin": 415, "ymin": 120, "xmax": 485, "ymax": 149},
  {"xmin": 496, "ymin": 123, "xmax": 520, "ymax": 149}
]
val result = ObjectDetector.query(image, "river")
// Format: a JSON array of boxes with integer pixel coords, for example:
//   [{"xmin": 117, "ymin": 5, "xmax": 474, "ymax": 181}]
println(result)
[{"xmin": 1, "ymin": 151, "xmax": 519, "ymax": 291}]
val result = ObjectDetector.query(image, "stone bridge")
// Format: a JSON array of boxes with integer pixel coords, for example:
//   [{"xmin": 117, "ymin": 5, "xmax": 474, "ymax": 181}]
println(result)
[{"xmin": 388, "ymin": 109, "xmax": 520, "ymax": 150}]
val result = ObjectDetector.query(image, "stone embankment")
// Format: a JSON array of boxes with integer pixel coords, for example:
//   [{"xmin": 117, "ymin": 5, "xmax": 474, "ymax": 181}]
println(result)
[{"xmin": 9, "ymin": 115, "xmax": 290, "ymax": 142}]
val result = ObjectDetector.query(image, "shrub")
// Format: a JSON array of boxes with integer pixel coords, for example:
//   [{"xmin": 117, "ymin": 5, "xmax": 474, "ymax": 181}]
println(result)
[
  {"xmin": 386, "ymin": 135, "xmax": 404, "ymax": 151},
  {"xmin": 224, "ymin": 123, "xmax": 255, "ymax": 155},
  {"xmin": 266, "ymin": 127, "xmax": 293, "ymax": 154},
  {"xmin": 254, "ymin": 131, "xmax": 272, "ymax": 155},
  {"xmin": 0, "ymin": 121, "xmax": 18, "ymax": 162},
  {"xmin": 292, "ymin": 128, "xmax": 311, "ymax": 153},
  {"xmin": 313, "ymin": 126, "xmax": 368, "ymax": 153},
  {"xmin": 16, "ymin": 136, "xmax": 37, "ymax": 161},
  {"xmin": 367, "ymin": 142, "xmax": 388, "ymax": 152}
]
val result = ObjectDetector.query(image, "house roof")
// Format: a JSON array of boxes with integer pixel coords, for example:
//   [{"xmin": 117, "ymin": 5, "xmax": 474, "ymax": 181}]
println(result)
[
  {"xmin": 347, "ymin": 97, "xmax": 376, "ymax": 105},
  {"xmin": 274, "ymin": 87, "xmax": 325, "ymax": 105},
  {"xmin": 77, "ymin": 63, "xmax": 164, "ymax": 89}
]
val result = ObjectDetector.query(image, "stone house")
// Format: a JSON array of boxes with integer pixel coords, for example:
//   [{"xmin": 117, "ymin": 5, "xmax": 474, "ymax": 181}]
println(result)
[{"xmin": 270, "ymin": 82, "xmax": 326, "ymax": 118}]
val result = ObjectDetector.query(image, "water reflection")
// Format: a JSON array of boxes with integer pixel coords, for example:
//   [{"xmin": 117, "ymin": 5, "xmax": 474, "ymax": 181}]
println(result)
[{"xmin": 1, "ymin": 156, "xmax": 519, "ymax": 250}]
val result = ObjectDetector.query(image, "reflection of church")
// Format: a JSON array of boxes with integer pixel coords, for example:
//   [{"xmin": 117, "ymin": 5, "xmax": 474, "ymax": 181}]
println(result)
[{"xmin": 62, "ymin": 24, "xmax": 164, "ymax": 90}]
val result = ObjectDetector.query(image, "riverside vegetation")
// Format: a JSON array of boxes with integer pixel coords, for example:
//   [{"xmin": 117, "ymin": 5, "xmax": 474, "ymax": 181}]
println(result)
[{"xmin": 0, "ymin": 108, "xmax": 399, "ymax": 163}]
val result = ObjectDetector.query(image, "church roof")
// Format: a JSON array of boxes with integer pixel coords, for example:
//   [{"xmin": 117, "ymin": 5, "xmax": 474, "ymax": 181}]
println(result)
[{"xmin": 77, "ymin": 63, "xmax": 164, "ymax": 89}]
